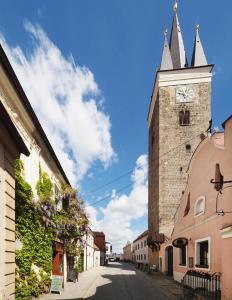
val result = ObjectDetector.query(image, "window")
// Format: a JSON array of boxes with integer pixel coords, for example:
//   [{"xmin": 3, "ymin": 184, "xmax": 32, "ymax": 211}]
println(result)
[
  {"xmin": 144, "ymin": 240, "xmax": 146, "ymax": 247},
  {"xmin": 179, "ymin": 110, "xmax": 190, "ymax": 126},
  {"xmin": 144, "ymin": 254, "xmax": 146, "ymax": 260},
  {"xmin": 141, "ymin": 242, "xmax": 143, "ymax": 248},
  {"xmin": 195, "ymin": 196, "xmax": 206, "ymax": 217},
  {"xmin": 62, "ymin": 194, "xmax": 69, "ymax": 210},
  {"xmin": 186, "ymin": 144, "xmax": 191, "ymax": 153},
  {"xmin": 184, "ymin": 193, "xmax": 190, "ymax": 216},
  {"xmin": 138, "ymin": 243, "xmax": 139, "ymax": 249},
  {"xmin": 179, "ymin": 247, "xmax": 187, "ymax": 266},
  {"xmin": 215, "ymin": 163, "xmax": 224, "ymax": 191},
  {"xmin": 195, "ymin": 238, "xmax": 210, "ymax": 269}
]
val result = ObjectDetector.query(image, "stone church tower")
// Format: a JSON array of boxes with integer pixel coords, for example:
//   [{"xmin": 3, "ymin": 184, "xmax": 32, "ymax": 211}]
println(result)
[{"xmin": 148, "ymin": 2, "xmax": 213, "ymax": 265}]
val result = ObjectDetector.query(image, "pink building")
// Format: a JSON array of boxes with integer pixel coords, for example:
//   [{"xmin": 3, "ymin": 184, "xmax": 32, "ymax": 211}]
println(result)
[{"xmin": 159, "ymin": 116, "xmax": 232, "ymax": 300}]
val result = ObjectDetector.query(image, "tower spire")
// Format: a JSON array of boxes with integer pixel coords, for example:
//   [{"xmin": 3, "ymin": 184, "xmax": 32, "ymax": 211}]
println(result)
[
  {"xmin": 191, "ymin": 25, "xmax": 208, "ymax": 66},
  {"xmin": 160, "ymin": 29, "xmax": 173, "ymax": 70},
  {"xmin": 169, "ymin": 1, "xmax": 188, "ymax": 69}
]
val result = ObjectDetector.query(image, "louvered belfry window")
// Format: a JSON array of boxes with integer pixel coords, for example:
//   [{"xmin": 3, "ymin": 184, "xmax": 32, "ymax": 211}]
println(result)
[{"xmin": 179, "ymin": 110, "xmax": 190, "ymax": 126}]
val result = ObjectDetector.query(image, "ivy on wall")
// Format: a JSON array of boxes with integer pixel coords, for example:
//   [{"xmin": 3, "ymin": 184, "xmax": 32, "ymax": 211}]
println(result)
[
  {"xmin": 15, "ymin": 159, "xmax": 52, "ymax": 300},
  {"xmin": 15, "ymin": 159, "xmax": 89, "ymax": 300}
]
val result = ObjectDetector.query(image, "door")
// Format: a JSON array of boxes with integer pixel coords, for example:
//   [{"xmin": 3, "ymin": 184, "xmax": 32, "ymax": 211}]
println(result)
[
  {"xmin": 165, "ymin": 246, "xmax": 173, "ymax": 276},
  {"xmin": 167, "ymin": 246, "xmax": 173, "ymax": 276},
  {"xmin": 52, "ymin": 251, "xmax": 64, "ymax": 275}
]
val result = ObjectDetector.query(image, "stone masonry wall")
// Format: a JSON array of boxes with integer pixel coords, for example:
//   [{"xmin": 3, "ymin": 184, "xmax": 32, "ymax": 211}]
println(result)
[
  {"xmin": 148, "ymin": 81, "xmax": 211, "ymax": 264},
  {"xmin": 148, "ymin": 98, "xmax": 160, "ymax": 265}
]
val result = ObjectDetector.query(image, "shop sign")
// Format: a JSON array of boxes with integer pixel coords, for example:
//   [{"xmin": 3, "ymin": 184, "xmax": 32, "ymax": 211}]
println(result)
[
  {"xmin": 50, "ymin": 275, "xmax": 63, "ymax": 294},
  {"xmin": 172, "ymin": 237, "xmax": 188, "ymax": 248}
]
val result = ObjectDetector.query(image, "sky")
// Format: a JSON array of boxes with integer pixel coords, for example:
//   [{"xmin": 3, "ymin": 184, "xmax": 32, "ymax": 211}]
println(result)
[{"xmin": 0, "ymin": 0, "xmax": 231, "ymax": 252}]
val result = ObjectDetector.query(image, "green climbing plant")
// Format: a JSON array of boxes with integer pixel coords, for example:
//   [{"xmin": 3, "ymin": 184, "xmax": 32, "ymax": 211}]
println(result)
[
  {"xmin": 15, "ymin": 159, "xmax": 89, "ymax": 299},
  {"xmin": 15, "ymin": 159, "xmax": 52, "ymax": 300}
]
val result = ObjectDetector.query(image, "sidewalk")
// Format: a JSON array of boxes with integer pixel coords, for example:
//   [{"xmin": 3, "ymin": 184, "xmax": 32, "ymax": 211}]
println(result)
[{"xmin": 38, "ymin": 266, "xmax": 104, "ymax": 300}]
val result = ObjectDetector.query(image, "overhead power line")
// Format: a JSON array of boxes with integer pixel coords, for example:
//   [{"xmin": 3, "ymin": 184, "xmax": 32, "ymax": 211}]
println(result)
[
  {"xmin": 85, "ymin": 130, "xmax": 208, "ymax": 208},
  {"xmin": 87, "ymin": 129, "xmax": 207, "ymax": 196}
]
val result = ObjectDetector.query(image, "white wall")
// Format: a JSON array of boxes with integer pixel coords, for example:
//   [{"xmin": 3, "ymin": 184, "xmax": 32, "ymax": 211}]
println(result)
[{"xmin": 83, "ymin": 231, "xmax": 95, "ymax": 271}]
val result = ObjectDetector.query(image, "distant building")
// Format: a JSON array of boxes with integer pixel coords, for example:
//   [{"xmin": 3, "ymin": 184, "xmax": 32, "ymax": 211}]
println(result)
[
  {"xmin": 105, "ymin": 242, "xmax": 112, "ymax": 259},
  {"xmin": 133, "ymin": 230, "xmax": 148, "ymax": 265},
  {"xmin": 83, "ymin": 228, "xmax": 95, "ymax": 271},
  {"xmin": 159, "ymin": 116, "xmax": 232, "ymax": 299},
  {"xmin": 93, "ymin": 231, "xmax": 106, "ymax": 265},
  {"xmin": 122, "ymin": 242, "xmax": 133, "ymax": 262}
]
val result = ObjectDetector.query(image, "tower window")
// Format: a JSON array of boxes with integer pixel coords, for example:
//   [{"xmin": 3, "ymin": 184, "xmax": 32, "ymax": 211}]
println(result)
[
  {"xmin": 179, "ymin": 110, "xmax": 190, "ymax": 126},
  {"xmin": 186, "ymin": 144, "xmax": 191, "ymax": 153}
]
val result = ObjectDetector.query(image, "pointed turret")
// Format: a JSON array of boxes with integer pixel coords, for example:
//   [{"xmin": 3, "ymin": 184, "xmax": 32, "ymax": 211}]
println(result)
[
  {"xmin": 169, "ymin": 1, "xmax": 188, "ymax": 69},
  {"xmin": 191, "ymin": 25, "xmax": 208, "ymax": 67},
  {"xmin": 160, "ymin": 29, "xmax": 173, "ymax": 70}
]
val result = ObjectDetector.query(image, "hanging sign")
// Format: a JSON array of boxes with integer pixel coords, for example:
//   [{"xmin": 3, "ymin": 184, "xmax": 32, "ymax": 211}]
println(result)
[
  {"xmin": 50, "ymin": 275, "xmax": 63, "ymax": 294},
  {"xmin": 172, "ymin": 238, "xmax": 188, "ymax": 248}
]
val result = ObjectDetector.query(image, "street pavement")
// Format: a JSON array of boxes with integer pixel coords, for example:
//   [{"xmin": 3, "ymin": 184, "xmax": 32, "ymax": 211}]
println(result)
[{"xmin": 39, "ymin": 262, "xmax": 187, "ymax": 300}]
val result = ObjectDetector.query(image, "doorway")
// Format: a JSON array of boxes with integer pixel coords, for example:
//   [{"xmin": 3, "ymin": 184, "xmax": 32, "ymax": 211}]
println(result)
[{"xmin": 165, "ymin": 246, "xmax": 173, "ymax": 276}]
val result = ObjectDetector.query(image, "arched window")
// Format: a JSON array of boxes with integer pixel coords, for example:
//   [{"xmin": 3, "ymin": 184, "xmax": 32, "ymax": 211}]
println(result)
[{"xmin": 195, "ymin": 196, "xmax": 206, "ymax": 217}]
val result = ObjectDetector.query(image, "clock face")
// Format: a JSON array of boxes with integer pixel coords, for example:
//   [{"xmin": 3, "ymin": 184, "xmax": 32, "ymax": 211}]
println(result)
[{"xmin": 176, "ymin": 86, "xmax": 194, "ymax": 103}]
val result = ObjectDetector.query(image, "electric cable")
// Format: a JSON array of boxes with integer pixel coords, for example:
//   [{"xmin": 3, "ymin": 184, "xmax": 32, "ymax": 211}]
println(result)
[
  {"xmin": 85, "ymin": 129, "xmax": 209, "ymax": 208},
  {"xmin": 87, "ymin": 130, "xmax": 208, "ymax": 195}
]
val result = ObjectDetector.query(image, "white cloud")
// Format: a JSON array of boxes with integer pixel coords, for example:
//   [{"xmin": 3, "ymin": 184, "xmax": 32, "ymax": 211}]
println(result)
[
  {"xmin": 0, "ymin": 21, "xmax": 115, "ymax": 185},
  {"xmin": 86, "ymin": 154, "xmax": 148, "ymax": 253}
]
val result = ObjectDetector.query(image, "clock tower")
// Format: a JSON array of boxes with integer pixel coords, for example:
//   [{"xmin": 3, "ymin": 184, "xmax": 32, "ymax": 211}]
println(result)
[{"xmin": 148, "ymin": 2, "xmax": 213, "ymax": 266}]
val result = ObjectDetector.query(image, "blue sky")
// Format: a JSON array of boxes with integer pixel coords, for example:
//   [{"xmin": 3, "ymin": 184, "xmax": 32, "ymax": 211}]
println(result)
[{"xmin": 0, "ymin": 0, "xmax": 230, "ymax": 251}]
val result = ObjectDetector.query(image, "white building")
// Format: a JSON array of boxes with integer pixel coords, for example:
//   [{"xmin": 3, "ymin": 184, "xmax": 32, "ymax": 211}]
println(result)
[
  {"xmin": 0, "ymin": 44, "xmax": 72, "ymax": 298},
  {"xmin": 105, "ymin": 242, "xmax": 112, "ymax": 258},
  {"xmin": 83, "ymin": 228, "xmax": 100, "ymax": 270},
  {"xmin": 133, "ymin": 230, "xmax": 149, "ymax": 265}
]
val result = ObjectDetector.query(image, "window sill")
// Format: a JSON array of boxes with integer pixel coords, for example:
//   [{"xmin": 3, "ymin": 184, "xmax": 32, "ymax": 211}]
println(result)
[
  {"xmin": 195, "ymin": 264, "xmax": 209, "ymax": 269},
  {"xmin": 179, "ymin": 264, "xmax": 187, "ymax": 268}
]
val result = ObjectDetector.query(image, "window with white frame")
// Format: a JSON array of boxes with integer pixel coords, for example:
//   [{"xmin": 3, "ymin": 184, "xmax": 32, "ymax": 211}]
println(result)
[
  {"xmin": 194, "ymin": 196, "xmax": 206, "ymax": 217},
  {"xmin": 195, "ymin": 238, "xmax": 210, "ymax": 269},
  {"xmin": 179, "ymin": 247, "xmax": 187, "ymax": 266}
]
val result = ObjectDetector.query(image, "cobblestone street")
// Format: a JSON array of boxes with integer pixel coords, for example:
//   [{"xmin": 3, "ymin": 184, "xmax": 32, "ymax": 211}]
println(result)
[{"xmin": 40, "ymin": 262, "xmax": 187, "ymax": 300}]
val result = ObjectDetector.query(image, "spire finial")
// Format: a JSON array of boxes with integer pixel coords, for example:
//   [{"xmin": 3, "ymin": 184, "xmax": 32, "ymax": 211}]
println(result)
[
  {"xmin": 173, "ymin": 0, "xmax": 178, "ymax": 12},
  {"xmin": 164, "ymin": 28, "xmax": 168, "ymax": 36},
  {"xmin": 196, "ymin": 24, "xmax": 200, "ymax": 32}
]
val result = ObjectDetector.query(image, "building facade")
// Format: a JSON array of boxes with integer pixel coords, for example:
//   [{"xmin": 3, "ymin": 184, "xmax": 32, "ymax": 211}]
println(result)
[
  {"xmin": 83, "ymin": 228, "xmax": 101, "ymax": 270},
  {"xmin": 159, "ymin": 116, "xmax": 232, "ymax": 299},
  {"xmin": 122, "ymin": 242, "xmax": 133, "ymax": 262},
  {"xmin": 0, "ymin": 43, "xmax": 71, "ymax": 295},
  {"xmin": 105, "ymin": 242, "xmax": 112, "ymax": 260},
  {"xmin": 93, "ymin": 231, "xmax": 106, "ymax": 266},
  {"xmin": 148, "ymin": 3, "xmax": 212, "ymax": 266},
  {"xmin": 0, "ymin": 102, "xmax": 29, "ymax": 300},
  {"xmin": 133, "ymin": 230, "xmax": 148, "ymax": 265}
]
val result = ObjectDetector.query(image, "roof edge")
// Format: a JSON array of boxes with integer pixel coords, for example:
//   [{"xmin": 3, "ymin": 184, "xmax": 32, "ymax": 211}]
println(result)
[{"xmin": 0, "ymin": 44, "xmax": 70, "ymax": 185}]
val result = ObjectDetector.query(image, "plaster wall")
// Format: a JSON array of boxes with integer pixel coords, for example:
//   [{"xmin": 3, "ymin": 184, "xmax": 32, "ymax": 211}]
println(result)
[{"xmin": 159, "ymin": 120, "xmax": 232, "ymax": 299}]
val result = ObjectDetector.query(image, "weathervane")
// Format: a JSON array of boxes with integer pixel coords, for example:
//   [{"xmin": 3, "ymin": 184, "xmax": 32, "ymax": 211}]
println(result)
[{"xmin": 173, "ymin": 0, "xmax": 178, "ymax": 12}]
